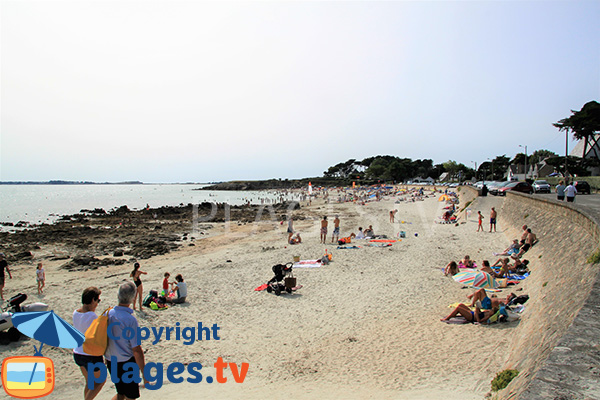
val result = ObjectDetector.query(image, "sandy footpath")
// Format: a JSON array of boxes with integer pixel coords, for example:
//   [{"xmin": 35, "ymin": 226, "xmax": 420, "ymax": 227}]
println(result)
[{"xmin": 1, "ymin": 190, "xmax": 513, "ymax": 399}]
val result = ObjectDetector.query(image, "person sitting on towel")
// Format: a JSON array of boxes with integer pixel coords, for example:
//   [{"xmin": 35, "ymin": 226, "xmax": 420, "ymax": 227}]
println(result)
[
  {"xmin": 355, "ymin": 227, "xmax": 365, "ymax": 239},
  {"xmin": 289, "ymin": 233, "xmax": 302, "ymax": 245},
  {"xmin": 165, "ymin": 274, "xmax": 187, "ymax": 304},
  {"xmin": 444, "ymin": 261, "xmax": 459, "ymax": 276},
  {"xmin": 467, "ymin": 288, "xmax": 513, "ymax": 309},
  {"xmin": 364, "ymin": 225, "xmax": 375, "ymax": 237},
  {"xmin": 440, "ymin": 303, "xmax": 497, "ymax": 324}
]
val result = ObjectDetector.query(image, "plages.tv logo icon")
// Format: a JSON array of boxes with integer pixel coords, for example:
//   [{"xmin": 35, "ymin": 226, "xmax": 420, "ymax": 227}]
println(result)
[
  {"xmin": 1, "ymin": 356, "xmax": 54, "ymax": 399},
  {"xmin": 1, "ymin": 310, "xmax": 85, "ymax": 399}
]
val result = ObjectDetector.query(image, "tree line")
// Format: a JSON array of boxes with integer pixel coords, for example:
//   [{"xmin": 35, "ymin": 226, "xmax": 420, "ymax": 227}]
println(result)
[{"xmin": 322, "ymin": 100, "xmax": 599, "ymax": 182}]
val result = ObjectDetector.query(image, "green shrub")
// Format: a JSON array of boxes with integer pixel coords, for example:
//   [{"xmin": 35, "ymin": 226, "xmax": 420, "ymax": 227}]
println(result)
[
  {"xmin": 587, "ymin": 248, "xmax": 600, "ymax": 264},
  {"xmin": 491, "ymin": 369, "xmax": 519, "ymax": 392}
]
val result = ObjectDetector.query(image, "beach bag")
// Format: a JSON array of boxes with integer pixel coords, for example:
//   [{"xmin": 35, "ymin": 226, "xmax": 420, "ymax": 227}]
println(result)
[
  {"xmin": 143, "ymin": 294, "xmax": 154, "ymax": 307},
  {"xmin": 83, "ymin": 307, "xmax": 112, "ymax": 356},
  {"xmin": 284, "ymin": 272, "xmax": 296, "ymax": 289}
]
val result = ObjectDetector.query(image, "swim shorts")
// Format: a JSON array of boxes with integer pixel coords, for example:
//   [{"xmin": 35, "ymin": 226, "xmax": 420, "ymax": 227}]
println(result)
[
  {"xmin": 333, "ymin": 227, "xmax": 340, "ymax": 235},
  {"xmin": 321, "ymin": 227, "xmax": 327, "ymax": 234},
  {"xmin": 521, "ymin": 243, "xmax": 531, "ymax": 252},
  {"xmin": 490, "ymin": 218, "xmax": 496, "ymax": 224}
]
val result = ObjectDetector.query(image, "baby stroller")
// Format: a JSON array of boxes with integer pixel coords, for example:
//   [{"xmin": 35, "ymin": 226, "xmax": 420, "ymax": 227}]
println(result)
[{"xmin": 266, "ymin": 262, "xmax": 296, "ymax": 296}]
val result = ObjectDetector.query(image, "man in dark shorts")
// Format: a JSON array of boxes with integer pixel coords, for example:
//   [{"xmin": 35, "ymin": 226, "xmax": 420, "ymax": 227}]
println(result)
[
  {"xmin": 489, "ymin": 207, "xmax": 497, "ymax": 233},
  {"xmin": 0, "ymin": 253, "xmax": 12, "ymax": 300},
  {"xmin": 105, "ymin": 282, "xmax": 148, "ymax": 399}
]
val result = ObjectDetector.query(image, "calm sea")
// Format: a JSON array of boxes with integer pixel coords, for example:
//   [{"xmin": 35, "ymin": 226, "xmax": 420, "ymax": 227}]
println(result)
[{"xmin": 0, "ymin": 184, "xmax": 299, "ymax": 227}]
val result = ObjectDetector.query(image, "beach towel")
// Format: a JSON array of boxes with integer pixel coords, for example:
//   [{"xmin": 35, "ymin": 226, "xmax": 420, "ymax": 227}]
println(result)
[
  {"xmin": 369, "ymin": 239, "xmax": 397, "ymax": 243},
  {"xmin": 337, "ymin": 245, "xmax": 360, "ymax": 249},
  {"xmin": 293, "ymin": 260, "xmax": 323, "ymax": 268},
  {"xmin": 367, "ymin": 243, "xmax": 392, "ymax": 247},
  {"xmin": 442, "ymin": 317, "xmax": 469, "ymax": 324},
  {"xmin": 448, "ymin": 303, "xmax": 476, "ymax": 310}
]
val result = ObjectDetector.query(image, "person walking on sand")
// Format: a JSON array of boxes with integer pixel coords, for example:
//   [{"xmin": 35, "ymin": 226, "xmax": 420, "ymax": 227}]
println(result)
[
  {"xmin": 331, "ymin": 216, "xmax": 340, "ymax": 243},
  {"xmin": 565, "ymin": 181, "xmax": 577, "ymax": 203},
  {"xmin": 489, "ymin": 207, "xmax": 497, "ymax": 233},
  {"xmin": 0, "ymin": 253, "xmax": 12, "ymax": 300},
  {"xmin": 130, "ymin": 262, "xmax": 147, "ymax": 311},
  {"xmin": 477, "ymin": 211, "xmax": 484, "ymax": 232},
  {"xmin": 320, "ymin": 216, "xmax": 328, "ymax": 244},
  {"xmin": 389, "ymin": 209, "xmax": 398, "ymax": 223},
  {"xmin": 105, "ymin": 282, "xmax": 148, "ymax": 399},
  {"xmin": 36, "ymin": 262, "xmax": 45, "ymax": 294},
  {"xmin": 73, "ymin": 287, "xmax": 105, "ymax": 400}
]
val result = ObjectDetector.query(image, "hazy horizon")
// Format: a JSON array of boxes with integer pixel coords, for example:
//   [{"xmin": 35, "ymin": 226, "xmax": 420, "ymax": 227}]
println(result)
[{"xmin": 2, "ymin": 1, "xmax": 599, "ymax": 183}]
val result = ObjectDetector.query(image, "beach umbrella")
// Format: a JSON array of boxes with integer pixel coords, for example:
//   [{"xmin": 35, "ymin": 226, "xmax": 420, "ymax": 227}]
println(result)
[
  {"xmin": 11, "ymin": 311, "xmax": 85, "ymax": 355},
  {"xmin": 438, "ymin": 195, "xmax": 450, "ymax": 202},
  {"xmin": 453, "ymin": 271, "xmax": 497, "ymax": 289}
]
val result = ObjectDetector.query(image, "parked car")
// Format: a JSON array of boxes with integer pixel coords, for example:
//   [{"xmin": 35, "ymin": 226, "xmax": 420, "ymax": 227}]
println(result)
[
  {"xmin": 490, "ymin": 181, "xmax": 512, "ymax": 196},
  {"xmin": 574, "ymin": 180, "xmax": 591, "ymax": 194},
  {"xmin": 498, "ymin": 181, "xmax": 534, "ymax": 195},
  {"xmin": 532, "ymin": 180, "xmax": 551, "ymax": 193}
]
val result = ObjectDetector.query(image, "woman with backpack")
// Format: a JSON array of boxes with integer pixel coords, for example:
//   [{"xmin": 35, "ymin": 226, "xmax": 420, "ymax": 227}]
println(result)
[{"xmin": 73, "ymin": 287, "xmax": 105, "ymax": 400}]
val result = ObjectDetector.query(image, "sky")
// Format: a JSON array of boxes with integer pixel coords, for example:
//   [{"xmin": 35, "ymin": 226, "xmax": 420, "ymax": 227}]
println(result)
[{"xmin": 1, "ymin": 0, "xmax": 599, "ymax": 183}]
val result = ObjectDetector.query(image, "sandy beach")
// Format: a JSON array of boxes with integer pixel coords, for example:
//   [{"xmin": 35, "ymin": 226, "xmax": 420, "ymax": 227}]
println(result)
[{"xmin": 1, "ymin": 189, "xmax": 515, "ymax": 399}]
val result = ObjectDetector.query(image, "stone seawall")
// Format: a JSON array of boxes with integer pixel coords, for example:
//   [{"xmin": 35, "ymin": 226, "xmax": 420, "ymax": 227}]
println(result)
[
  {"xmin": 458, "ymin": 186, "xmax": 480, "ymax": 219},
  {"xmin": 492, "ymin": 192, "xmax": 600, "ymax": 399}
]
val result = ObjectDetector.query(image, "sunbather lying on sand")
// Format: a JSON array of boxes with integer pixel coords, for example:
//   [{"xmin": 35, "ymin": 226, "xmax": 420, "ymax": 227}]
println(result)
[
  {"xmin": 441, "ymin": 303, "xmax": 497, "ymax": 324},
  {"xmin": 460, "ymin": 255, "xmax": 474, "ymax": 268},
  {"xmin": 493, "ymin": 239, "xmax": 521, "ymax": 256}
]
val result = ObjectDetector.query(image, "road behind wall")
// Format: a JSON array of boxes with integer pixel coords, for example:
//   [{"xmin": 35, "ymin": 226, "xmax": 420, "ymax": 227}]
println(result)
[{"xmin": 487, "ymin": 191, "xmax": 600, "ymax": 399}]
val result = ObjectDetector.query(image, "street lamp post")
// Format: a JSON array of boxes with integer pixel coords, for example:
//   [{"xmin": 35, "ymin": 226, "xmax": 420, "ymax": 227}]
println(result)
[
  {"xmin": 519, "ymin": 145, "xmax": 528, "ymax": 181},
  {"xmin": 487, "ymin": 158, "xmax": 495, "ymax": 181},
  {"xmin": 471, "ymin": 161, "xmax": 478, "ymax": 182}
]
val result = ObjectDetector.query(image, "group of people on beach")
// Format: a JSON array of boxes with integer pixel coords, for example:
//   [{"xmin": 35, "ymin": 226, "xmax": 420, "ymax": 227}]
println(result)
[
  {"xmin": 70, "ymin": 262, "xmax": 188, "ymax": 400},
  {"xmin": 476, "ymin": 207, "xmax": 497, "ymax": 232},
  {"xmin": 441, "ymin": 224, "xmax": 536, "ymax": 324},
  {"xmin": 130, "ymin": 262, "xmax": 187, "ymax": 309},
  {"xmin": 286, "ymin": 213, "xmax": 384, "ymax": 246},
  {"xmin": 73, "ymin": 283, "xmax": 147, "ymax": 400}
]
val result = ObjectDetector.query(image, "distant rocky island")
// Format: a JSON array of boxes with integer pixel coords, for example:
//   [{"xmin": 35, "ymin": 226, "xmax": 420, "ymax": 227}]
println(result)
[{"xmin": 0, "ymin": 180, "xmax": 144, "ymax": 185}]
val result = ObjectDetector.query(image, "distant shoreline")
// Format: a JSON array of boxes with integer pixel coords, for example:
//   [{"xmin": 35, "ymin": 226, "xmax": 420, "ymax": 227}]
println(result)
[{"xmin": 0, "ymin": 181, "xmax": 214, "ymax": 185}]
